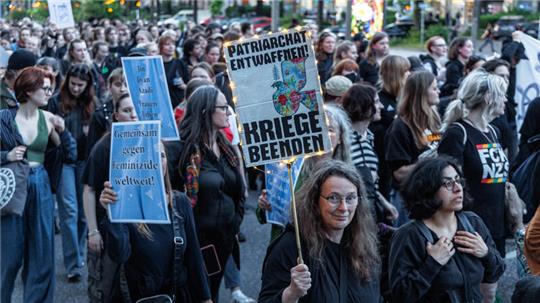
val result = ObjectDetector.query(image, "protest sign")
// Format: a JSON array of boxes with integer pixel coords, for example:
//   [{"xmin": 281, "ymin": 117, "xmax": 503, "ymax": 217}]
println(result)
[
  {"xmin": 122, "ymin": 56, "xmax": 180, "ymax": 141},
  {"xmin": 515, "ymin": 32, "xmax": 540, "ymax": 130},
  {"xmin": 265, "ymin": 159, "xmax": 304, "ymax": 227},
  {"xmin": 224, "ymin": 29, "xmax": 331, "ymax": 167},
  {"xmin": 109, "ymin": 121, "xmax": 170, "ymax": 223},
  {"xmin": 48, "ymin": 0, "xmax": 75, "ymax": 29}
]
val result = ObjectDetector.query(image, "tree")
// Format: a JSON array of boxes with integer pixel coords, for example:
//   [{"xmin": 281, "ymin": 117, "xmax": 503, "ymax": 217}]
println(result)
[{"xmin": 210, "ymin": 0, "xmax": 224, "ymax": 17}]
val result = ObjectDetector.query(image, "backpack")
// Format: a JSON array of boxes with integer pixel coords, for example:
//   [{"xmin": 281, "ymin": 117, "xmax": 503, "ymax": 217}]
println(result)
[{"xmin": 512, "ymin": 142, "xmax": 540, "ymax": 223}]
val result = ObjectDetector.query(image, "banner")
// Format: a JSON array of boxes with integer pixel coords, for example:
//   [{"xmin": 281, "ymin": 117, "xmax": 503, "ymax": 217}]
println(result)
[
  {"xmin": 109, "ymin": 121, "xmax": 170, "ymax": 223},
  {"xmin": 224, "ymin": 29, "xmax": 331, "ymax": 167},
  {"xmin": 122, "ymin": 56, "xmax": 180, "ymax": 141},
  {"xmin": 48, "ymin": 0, "xmax": 75, "ymax": 29},
  {"xmin": 265, "ymin": 159, "xmax": 304, "ymax": 227},
  {"xmin": 516, "ymin": 32, "xmax": 540, "ymax": 130}
]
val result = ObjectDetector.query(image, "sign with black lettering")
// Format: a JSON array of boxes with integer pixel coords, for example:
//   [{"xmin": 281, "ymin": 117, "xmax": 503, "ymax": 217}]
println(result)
[{"xmin": 224, "ymin": 29, "xmax": 330, "ymax": 166}]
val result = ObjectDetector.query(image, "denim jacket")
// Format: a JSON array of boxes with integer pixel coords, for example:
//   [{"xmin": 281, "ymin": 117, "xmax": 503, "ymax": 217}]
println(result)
[{"xmin": 0, "ymin": 108, "xmax": 77, "ymax": 190}]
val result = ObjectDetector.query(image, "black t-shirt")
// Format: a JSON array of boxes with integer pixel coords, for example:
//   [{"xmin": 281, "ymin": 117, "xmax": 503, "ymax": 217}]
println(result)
[
  {"xmin": 385, "ymin": 117, "xmax": 440, "ymax": 173},
  {"xmin": 438, "ymin": 120, "xmax": 509, "ymax": 238},
  {"xmin": 259, "ymin": 230, "xmax": 381, "ymax": 303},
  {"xmin": 82, "ymin": 132, "xmax": 111, "ymax": 223}
]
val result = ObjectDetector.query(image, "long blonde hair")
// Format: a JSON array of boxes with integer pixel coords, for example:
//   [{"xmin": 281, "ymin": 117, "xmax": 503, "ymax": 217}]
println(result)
[{"xmin": 442, "ymin": 69, "xmax": 508, "ymax": 131}]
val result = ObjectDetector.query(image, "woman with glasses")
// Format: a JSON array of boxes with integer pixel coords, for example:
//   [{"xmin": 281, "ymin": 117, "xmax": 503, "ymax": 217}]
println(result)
[
  {"xmin": 1, "ymin": 67, "xmax": 76, "ymax": 302},
  {"xmin": 388, "ymin": 156, "xmax": 505, "ymax": 303},
  {"xmin": 176, "ymin": 85, "xmax": 245, "ymax": 302},
  {"xmin": 48, "ymin": 63, "xmax": 98, "ymax": 282},
  {"xmin": 420, "ymin": 36, "xmax": 447, "ymax": 87},
  {"xmin": 259, "ymin": 160, "xmax": 381, "ymax": 303}
]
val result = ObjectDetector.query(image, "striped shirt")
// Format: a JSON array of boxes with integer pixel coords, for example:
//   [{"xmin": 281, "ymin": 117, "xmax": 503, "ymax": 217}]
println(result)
[{"xmin": 350, "ymin": 129, "xmax": 379, "ymax": 188}]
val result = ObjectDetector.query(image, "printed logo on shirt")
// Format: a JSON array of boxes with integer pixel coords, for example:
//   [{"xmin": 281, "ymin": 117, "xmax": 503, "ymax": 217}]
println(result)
[
  {"xmin": 426, "ymin": 133, "xmax": 442, "ymax": 142},
  {"xmin": 476, "ymin": 143, "xmax": 509, "ymax": 184}
]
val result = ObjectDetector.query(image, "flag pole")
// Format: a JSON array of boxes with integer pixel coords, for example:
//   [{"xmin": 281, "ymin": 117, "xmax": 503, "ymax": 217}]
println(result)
[{"xmin": 287, "ymin": 159, "xmax": 304, "ymax": 264}]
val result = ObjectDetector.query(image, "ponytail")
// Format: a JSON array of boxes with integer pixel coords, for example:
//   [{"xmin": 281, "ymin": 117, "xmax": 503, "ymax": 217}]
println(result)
[{"xmin": 441, "ymin": 99, "xmax": 466, "ymax": 131}]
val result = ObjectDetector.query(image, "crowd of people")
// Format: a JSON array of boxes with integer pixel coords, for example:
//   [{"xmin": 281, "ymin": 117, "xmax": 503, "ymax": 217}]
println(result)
[{"xmin": 1, "ymin": 13, "xmax": 540, "ymax": 303}]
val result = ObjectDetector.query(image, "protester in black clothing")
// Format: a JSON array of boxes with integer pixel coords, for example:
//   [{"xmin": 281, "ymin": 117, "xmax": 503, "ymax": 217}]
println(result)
[
  {"xmin": 179, "ymin": 38, "xmax": 203, "ymax": 76},
  {"xmin": 420, "ymin": 36, "xmax": 447, "ymax": 87},
  {"xmin": 463, "ymin": 55, "xmax": 486, "ymax": 76},
  {"xmin": 370, "ymin": 55, "xmax": 410, "ymax": 198},
  {"xmin": 359, "ymin": 32, "xmax": 389, "ymax": 86},
  {"xmin": 82, "ymin": 94, "xmax": 138, "ymax": 303},
  {"xmin": 439, "ymin": 70, "xmax": 509, "ymax": 302},
  {"xmin": 315, "ymin": 31, "xmax": 337, "ymax": 85},
  {"xmin": 483, "ymin": 59, "xmax": 515, "ymax": 164},
  {"xmin": 385, "ymin": 71, "xmax": 441, "ymax": 226},
  {"xmin": 85, "ymin": 68, "xmax": 126, "ymax": 156},
  {"xmin": 177, "ymin": 85, "xmax": 245, "ymax": 302},
  {"xmin": 441, "ymin": 37, "xmax": 473, "ymax": 97},
  {"xmin": 99, "ymin": 143, "xmax": 212, "ymax": 303},
  {"xmin": 515, "ymin": 98, "xmax": 540, "ymax": 169},
  {"xmin": 259, "ymin": 160, "xmax": 381, "ymax": 303},
  {"xmin": 159, "ymin": 33, "xmax": 188, "ymax": 108},
  {"xmin": 389, "ymin": 156, "xmax": 505, "ymax": 303}
]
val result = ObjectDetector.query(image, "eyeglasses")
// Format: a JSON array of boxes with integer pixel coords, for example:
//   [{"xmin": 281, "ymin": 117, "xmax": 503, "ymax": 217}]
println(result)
[
  {"xmin": 434, "ymin": 44, "xmax": 447, "ymax": 47},
  {"xmin": 215, "ymin": 105, "xmax": 229, "ymax": 112},
  {"xmin": 441, "ymin": 177, "xmax": 466, "ymax": 191},
  {"xmin": 320, "ymin": 193, "xmax": 358, "ymax": 206},
  {"xmin": 41, "ymin": 86, "xmax": 54, "ymax": 94}
]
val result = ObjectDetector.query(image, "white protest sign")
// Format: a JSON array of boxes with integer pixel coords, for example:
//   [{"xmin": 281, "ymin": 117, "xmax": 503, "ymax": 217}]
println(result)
[
  {"xmin": 516, "ymin": 32, "xmax": 540, "ymax": 131},
  {"xmin": 224, "ymin": 29, "xmax": 331, "ymax": 167},
  {"xmin": 48, "ymin": 0, "xmax": 75, "ymax": 29}
]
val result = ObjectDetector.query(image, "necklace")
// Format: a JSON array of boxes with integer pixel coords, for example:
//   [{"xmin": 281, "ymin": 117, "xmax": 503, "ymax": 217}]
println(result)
[{"xmin": 463, "ymin": 118, "xmax": 494, "ymax": 143}]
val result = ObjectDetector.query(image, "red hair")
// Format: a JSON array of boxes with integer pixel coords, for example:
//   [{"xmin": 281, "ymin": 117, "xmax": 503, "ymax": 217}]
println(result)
[{"xmin": 14, "ymin": 67, "xmax": 55, "ymax": 103}]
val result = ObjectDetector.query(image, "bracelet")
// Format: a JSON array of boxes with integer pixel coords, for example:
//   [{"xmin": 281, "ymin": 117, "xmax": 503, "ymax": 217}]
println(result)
[{"xmin": 88, "ymin": 229, "xmax": 100, "ymax": 237}]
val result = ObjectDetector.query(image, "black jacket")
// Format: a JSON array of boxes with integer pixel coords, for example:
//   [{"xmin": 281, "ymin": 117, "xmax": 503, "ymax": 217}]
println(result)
[
  {"xmin": 105, "ymin": 192, "xmax": 211, "ymax": 302},
  {"xmin": 389, "ymin": 212, "xmax": 505, "ymax": 303},
  {"xmin": 419, "ymin": 54, "xmax": 438, "ymax": 76},
  {"xmin": 441, "ymin": 59, "xmax": 464, "ymax": 97},
  {"xmin": 0, "ymin": 108, "xmax": 77, "ymax": 192},
  {"xmin": 47, "ymin": 93, "xmax": 96, "ymax": 161},
  {"xmin": 259, "ymin": 226, "xmax": 381, "ymax": 303},
  {"xmin": 359, "ymin": 59, "xmax": 380, "ymax": 86}
]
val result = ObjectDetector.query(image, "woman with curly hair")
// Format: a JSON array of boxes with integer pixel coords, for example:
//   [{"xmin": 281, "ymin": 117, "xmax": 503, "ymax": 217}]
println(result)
[
  {"xmin": 389, "ymin": 156, "xmax": 505, "ymax": 303},
  {"xmin": 259, "ymin": 160, "xmax": 381, "ymax": 303}
]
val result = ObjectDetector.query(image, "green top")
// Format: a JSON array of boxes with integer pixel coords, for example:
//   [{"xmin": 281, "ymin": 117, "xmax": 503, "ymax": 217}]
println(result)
[{"xmin": 25, "ymin": 109, "xmax": 48, "ymax": 163}]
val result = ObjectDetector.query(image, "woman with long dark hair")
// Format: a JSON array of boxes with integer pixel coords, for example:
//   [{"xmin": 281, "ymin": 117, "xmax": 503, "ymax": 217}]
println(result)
[
  {"xmin": 177, "ymin": 85, "xmax": 245, "ymax": 302},
  {"xmin": 99, "ymin": 143, "xmax": 212, "ymax": 302},
  {"xmin": 441, "ymin": 37, "xmax": 474, "ymax": 97},
  {"xmin": 259, "ymin": 160, "xmax": 381, "ymax": 302},
  {"xmin": 48, "ymin": 63, "xmax": 98, "ymax": 282},
  {"xmin": 359, "ymin": 32, "xmax": 390, "ymax": 86}
]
